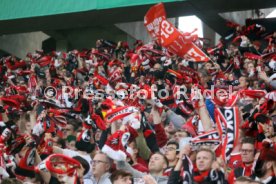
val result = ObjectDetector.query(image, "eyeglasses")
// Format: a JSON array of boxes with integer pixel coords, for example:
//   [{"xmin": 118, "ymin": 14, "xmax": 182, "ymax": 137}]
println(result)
[
  {"xmin": 164, "ymin": 147, "xmax": 178, "ymax": 152},
  {"xmin": 153, "ymin": 67, "xmax": 161, "ymax": 70},
  {"xmin": 92, "ymin": 160, "xmax": 108, "ymax": 165},
  {"xmin": 240, "ymin": 149, "xmax": 254, "ymax": 154},
  {"xmin": 63, "ymin": 128, "xmax": 73, "ymax": 132}
]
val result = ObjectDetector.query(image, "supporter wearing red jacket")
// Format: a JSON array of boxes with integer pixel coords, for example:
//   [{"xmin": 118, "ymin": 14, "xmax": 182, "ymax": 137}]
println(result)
[{"xmin": 228, "ymin": 137, "xmax": 256, "ymax": 184}]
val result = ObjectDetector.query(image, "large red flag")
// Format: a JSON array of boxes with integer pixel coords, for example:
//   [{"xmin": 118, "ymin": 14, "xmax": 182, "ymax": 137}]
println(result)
[
  {"xmin": 144, "ymin": 4, "xmax": 210, "ymax": 62},
  {"xmin": 160, "ymin": 19, "xmax": 210, "ymax": 62},
  {"xmin": 144, "ymin": 3, "xmax": 166, "ymax": 44}
]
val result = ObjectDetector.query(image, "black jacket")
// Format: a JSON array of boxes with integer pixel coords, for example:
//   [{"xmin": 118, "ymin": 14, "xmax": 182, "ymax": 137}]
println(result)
[{"xmin": 168, "ymin": 169, "xmax": 228, "ymax": 184}]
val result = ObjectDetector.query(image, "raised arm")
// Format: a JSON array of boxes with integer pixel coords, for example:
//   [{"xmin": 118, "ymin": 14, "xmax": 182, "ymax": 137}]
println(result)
[
  {"xmin": 194, "ymin": 87, "xmax": 213, "ymax": 132},
  {"xmin": 116, "ymin": 160, "xmax": 145, "ymax": 178}
]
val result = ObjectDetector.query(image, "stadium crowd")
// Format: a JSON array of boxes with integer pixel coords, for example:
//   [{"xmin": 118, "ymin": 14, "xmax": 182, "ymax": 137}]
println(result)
[{"xmin": 0, "ymin": 17, "xmax": 275, "ymax": 184}]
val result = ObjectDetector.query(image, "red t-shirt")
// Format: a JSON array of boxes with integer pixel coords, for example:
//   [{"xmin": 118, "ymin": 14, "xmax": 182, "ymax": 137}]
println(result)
[{"xmin": 228, "ymin": 152, "xmax": 243, "ymax": 170}]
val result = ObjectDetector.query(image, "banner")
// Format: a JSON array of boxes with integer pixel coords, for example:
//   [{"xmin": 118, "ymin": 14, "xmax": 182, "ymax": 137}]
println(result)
[
  {"xmin": 144, "ymin": 3, "xmax": 210, "ymax": 62},
  {"xmin": 105, "ymin": 106, "xmax": 139, "ymax": 123},
  {"xmin": 159, "ymin": 19, "xmax": 209, "ymax": 62},
  {"xmin": 190, "ymin": 130, "xmax": 221, "ymax": 150},
  {"xmin": 214, "ymin": 106, "xmax": 240, "ymax": 162},
  {"xmin": 144, "ymin": 3, "xmax": 166, "ymax": 43}
]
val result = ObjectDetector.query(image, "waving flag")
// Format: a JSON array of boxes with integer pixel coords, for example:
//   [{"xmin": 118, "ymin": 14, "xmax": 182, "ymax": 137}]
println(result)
[
  {"xmin": 144, "ymin": 3, "xmax": 210, "ymax": 62},
  {"xmin": 144, "ymin": 3, "xmax": 166, "ymax": 44}
]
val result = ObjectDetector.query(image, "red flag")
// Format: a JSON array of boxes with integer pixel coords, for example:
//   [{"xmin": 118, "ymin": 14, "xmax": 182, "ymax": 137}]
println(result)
[
  {"xmin": 159, "ymin": 19, "xmax": 209, "ymax": 62},
  {"xmin": 184, "ymin": 43, "xmax": 210, "ymax": 62},
  {"xmin": 144, "ymin": 3, "xmax": 166, "ymax": 43},
  {"xmin": 144, "ymin": 4, "xmax": 209, "ymax": 62}
]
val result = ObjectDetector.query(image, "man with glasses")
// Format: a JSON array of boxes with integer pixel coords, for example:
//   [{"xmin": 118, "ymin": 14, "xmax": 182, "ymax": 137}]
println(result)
[
  {"xmin": 91, "ymin": 152, "xmax": 112, "ymax": 184},
  {"xmin": 228, "ymin": 137, "xmax": 256, "ymax": 184},
  {"xmin": 164, "ymin": 141, "xmax": 179, "ymax": 175}
]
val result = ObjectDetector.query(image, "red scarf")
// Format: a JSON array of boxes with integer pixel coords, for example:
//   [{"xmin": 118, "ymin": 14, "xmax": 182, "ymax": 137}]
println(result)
[
  {"xmin": 193, "ymin": 168, "xmax": 210, "ymax": 183},
  {"xmin": 242, "ymin": 163, "xmax": 253, "ymax": 177}
]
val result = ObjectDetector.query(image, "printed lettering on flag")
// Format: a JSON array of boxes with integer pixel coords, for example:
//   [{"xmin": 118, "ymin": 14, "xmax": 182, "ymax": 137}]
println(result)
[
  {"xmin": 144, "ymin": 3, "xmax": 166, "ymax": 43},
  {"xmin": 159, "ymin": 20, "xmax": 209, "ymax": 62},
  {"xmin": 144, "ymin": 3, "xmax": 210, "ymax": 62}
]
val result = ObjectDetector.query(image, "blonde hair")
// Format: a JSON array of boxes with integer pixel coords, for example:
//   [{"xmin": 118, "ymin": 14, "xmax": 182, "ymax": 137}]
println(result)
[{"xmin": 196, "ymin": 148, "xmax": 216, "ymax": 161}]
